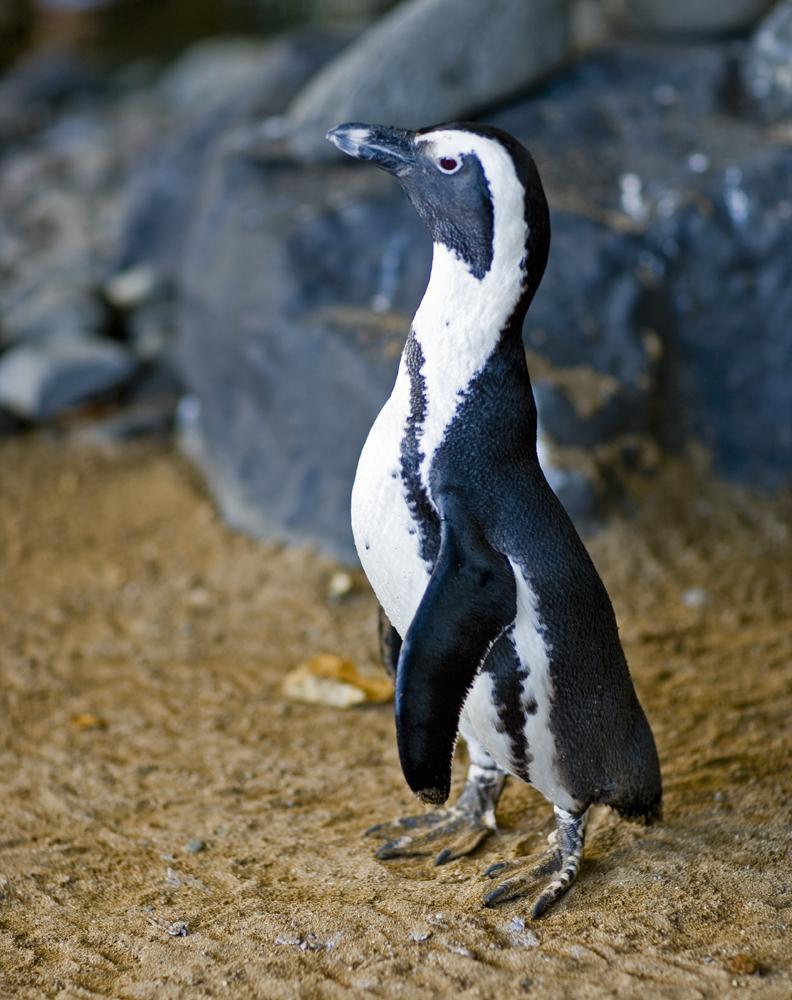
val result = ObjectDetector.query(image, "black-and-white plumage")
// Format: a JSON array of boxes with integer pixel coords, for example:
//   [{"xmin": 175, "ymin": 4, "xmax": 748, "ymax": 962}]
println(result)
[{"xmin": 327, "ymin": 122, "xmax": 661, "ymax": 917}]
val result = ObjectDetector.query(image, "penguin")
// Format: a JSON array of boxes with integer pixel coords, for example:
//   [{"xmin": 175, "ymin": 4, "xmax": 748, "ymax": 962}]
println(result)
[{"xmin": 326, "ymin": 121, "xmax": 661, "ymax": 917}]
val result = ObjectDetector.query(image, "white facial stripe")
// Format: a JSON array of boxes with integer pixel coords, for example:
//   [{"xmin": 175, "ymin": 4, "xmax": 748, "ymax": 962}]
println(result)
[
  {"xmin": 411, "ymin": 130, "xmax": 529, "ymax": 495},
  {"xmin": 416, "ymin": 129, "xmax": 528, "ymax": 269}
]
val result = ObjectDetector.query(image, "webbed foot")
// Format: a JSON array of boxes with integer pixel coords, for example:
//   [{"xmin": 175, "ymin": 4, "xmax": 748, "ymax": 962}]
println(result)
[
  {"xmin": 365, "ymin": 762, "xmax": 505, "ymax": 865},
  {"xmin": 483, "ymin": 806, "xmax": 588, "ymax": 917}
]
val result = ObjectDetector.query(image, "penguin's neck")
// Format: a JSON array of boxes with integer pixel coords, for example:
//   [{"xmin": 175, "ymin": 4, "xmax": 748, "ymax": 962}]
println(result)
[
  {"xmin": 410, "ymin": 238, "xmax": 528, "ymax": 393},
  {"xmin": 405, "ymin": 238, "xmax": 530, "ymax": 482}
]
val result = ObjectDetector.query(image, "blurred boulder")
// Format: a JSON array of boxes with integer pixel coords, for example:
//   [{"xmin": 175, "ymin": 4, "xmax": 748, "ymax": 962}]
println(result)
[
  {"xmin": 743, "ymin": 0, "xmax": 792, "ymax": 120},
  {"xmin": 619, "ymin": 0, "xmax": 773, "ymax": 36},
  {"xmin": 494, "ymin": 44, "xmax": 792, "ymax": 492},
  {"xmin": 1, "ymin": 277, "xmax": 105, "ymax": 347},
  {"xmin": 156, "ymin": 38, "xmax": 278, "ymax": 115},
  {"xmin": 175, "ymin": 41, "xmax": 792, "ymax": 559},
  {"xmin": 0, "ymin": 50, "xmax": 104, "ymax": 142},
  {"xmin": 113, "ymin": 28, "xmax": 354, "ymax": 285},
  {"xmin": 176, "ymin": 151, "xmax": 429, "ymax": 559},
  {"xmin": 0, "ymin": 336, "xmax": 138, "ymax": 420},
  {"xmin": 285, "ymin": 0, "xmax": 572, "ymax": 162}
]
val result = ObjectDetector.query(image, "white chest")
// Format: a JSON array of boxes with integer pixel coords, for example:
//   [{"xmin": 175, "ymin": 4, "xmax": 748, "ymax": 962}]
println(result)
[{"xmin": 351, "ymin": 370, "xmax": 430, "ymax": 637}]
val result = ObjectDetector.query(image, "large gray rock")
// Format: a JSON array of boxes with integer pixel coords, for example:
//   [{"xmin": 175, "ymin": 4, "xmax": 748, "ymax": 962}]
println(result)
[
  {"xmin": 176, "ymin": 152, "xmax": 429, "ymax": 559},
  {"xmin": 619, "ymin": 0, "xmax": 773, "ymax": 36},
  {"xmin": 744, "ymin": 0, "xmax": 792, "ymax": 120},
  {"xmin": 113, "ymin": 28, "xmax": 354, "ymax": 285},
  {"xmin": 285, "ymin": 0, "xmax": 572, "ymax": 162},
  {"xmin": 173, "ymin": 41, "xmax": 792, "ymax": 560},
  {"xmin": 0, "ymin": 336, "xmax": 138, "ymax": 420},
  {"xmin": 494, "ymin": 44, "xmax": 792, "ymax": 490}
]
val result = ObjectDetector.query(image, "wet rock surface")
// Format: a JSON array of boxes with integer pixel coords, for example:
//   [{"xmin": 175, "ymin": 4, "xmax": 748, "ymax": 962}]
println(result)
[{"xmin": 175, "ymin": 40, "xmax": 792, "ymax": 556}]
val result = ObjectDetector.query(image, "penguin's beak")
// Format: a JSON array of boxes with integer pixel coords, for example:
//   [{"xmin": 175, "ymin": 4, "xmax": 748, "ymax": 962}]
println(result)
[{"xmin": 326, "ymin": 123, "xmax": 416, "ymax": 175}]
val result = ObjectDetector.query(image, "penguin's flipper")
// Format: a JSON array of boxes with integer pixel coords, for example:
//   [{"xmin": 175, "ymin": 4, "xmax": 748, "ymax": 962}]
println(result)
[{"xmin": 395, "ymin": 490, "xmax": 516, "ymax": 805}]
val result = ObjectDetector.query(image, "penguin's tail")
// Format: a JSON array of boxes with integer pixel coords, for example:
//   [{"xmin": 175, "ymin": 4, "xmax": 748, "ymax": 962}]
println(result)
[
  {"xmin": 615, "ymin": 788, "xmax": 662, "ymax": 826},
  {"xmin": 611, "ymin": 708, "xmax": 663, "ymax": 825}
]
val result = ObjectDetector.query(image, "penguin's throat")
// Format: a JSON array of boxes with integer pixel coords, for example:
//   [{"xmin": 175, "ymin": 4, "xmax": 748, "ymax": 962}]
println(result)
[{"xmin": 412, "ymin": 241, "xmax": 526, "ymax": 367}]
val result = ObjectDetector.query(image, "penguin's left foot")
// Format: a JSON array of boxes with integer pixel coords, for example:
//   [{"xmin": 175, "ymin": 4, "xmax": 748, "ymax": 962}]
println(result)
[
  {"xmin": 483, "ymin": 806, "xmax": 588, "ymax": 917},
  {"xmin": 365, "ymin": 762, "xmax": 505, "ymax": 865}
]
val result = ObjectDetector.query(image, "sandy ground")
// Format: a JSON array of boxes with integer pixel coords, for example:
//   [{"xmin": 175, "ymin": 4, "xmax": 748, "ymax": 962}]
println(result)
[{"xmin": 0, "ymin": 436, "xmax": 790, "ymax": 999}]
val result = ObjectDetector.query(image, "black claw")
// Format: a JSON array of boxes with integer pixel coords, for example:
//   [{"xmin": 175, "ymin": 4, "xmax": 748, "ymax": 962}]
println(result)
[
  {"xmin": 531, "ymin": 893, "xmax": 552, "ymax": 919},
  {"xmin": 434, "ymin": 848, "xmax": 452, "ymax": 866},
  {"xmin": 375, "ymin": 842, "xmax": 399, "ymax": 860},
  {"xmin": 483, "ymin": 884, "xmax": 510, "ymax": 908},
  {"xmin": 483, "ymin": 861, "xmax": 510, "ymax": 879}
]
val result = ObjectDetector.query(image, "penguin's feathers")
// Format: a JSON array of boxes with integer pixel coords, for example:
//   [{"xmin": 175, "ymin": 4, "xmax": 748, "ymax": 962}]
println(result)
[
  {"xmin": 395, "ymin": 490, "xmax": 516, "ymax": 804},
  {"xmin": 331, "ymin": 120, "xmax": 662, "ymax": 823}
]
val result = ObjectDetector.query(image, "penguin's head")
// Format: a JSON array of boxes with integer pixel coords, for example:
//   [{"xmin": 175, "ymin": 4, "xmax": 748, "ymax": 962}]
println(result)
[{"xmin": 327, "ymin": 121, "xmax": 549, "ymax": 297}]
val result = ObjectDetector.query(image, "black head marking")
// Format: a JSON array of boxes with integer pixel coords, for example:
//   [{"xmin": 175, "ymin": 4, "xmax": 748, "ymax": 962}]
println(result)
[
  {"xmin": 328, "ymin": 121, "xmax": 550, "ymax": 294},
  {"xmin": 397, "ymin": 143, "xmax": 494, "ymax": 280},
  {"xmin": 435, "ymin": 122, "xmax": 551, "ymax": 305}
]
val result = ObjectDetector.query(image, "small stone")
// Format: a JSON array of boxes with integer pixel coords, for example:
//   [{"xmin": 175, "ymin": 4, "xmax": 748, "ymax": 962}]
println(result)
[
  {"xmin": 282, "ymin": 653, "xmax": 393, "ymax": 708},
  {"xmin": 103, "ymin": 265, "xmax": 160, "ymax": 310},
  {"xmin": 0, "ymin": 337, "xmax": 138, "ymax": 421},
  {"xmin": 165, "ymin": 867, "xmax": 181, "ymax": 887},
  {"xmin": 724, "ymin": 954, "xmax": 764, "ymax": 976},
  {"xmin": 167, "ymin": 920, "xmax": 188, "ymax": 937},
  {"xmin": 327, "ymin": 571, "xmax": 356, "ymax": 601},
  {"xmin": 185, "ymin": 587, "xmax": 212, "ymax": 610},
  {"xmin": 70, "ymin": 713, "xmax": 106, "ymax": 731},
  {"xmin": 504, "ymin": 916, "xmax": 540, "ymax": 948},
  {"xmin": 186, "ymin": 838, "xmax": 206, "ymax": 854},
  {"xmin": 275, "ymin": 934, "xmax": 302, "ymax": 947},
  {"xmin": 687, "ymin": 152, "xmax": 710, "ymax": 173},
  {"xmin": 410, "ymin": 929, "xmax": 432, "ymax": 942},
  {"xmin": 682, "ymin": 587, "xmax": 710, "ymax": 608}
]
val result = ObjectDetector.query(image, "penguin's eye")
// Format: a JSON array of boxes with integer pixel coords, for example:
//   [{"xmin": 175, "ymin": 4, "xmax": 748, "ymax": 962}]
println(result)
[{"xmin": 438, "ymin": 156, "xmax": 461, "ymax": 174}]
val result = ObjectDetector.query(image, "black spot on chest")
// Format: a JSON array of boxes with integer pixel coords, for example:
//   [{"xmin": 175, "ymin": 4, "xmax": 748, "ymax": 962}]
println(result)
[{"xmin": 400, "ymin": 333, "xmax": 440, "ymax": 565}]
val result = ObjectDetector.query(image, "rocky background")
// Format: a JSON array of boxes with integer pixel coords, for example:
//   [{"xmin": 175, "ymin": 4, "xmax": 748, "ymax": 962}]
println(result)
[{"xmin": 1, "ymin": 0, "xmax": 791, "ymax": 560}]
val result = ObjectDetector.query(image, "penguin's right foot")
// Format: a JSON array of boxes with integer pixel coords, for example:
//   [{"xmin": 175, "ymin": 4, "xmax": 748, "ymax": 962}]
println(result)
[
  {"xmin": 364, "ymin": 763, "xmax": 506, "ymax": 866},
  {"xmin": 482, "ymin": 806, "xmax": 588, "ymax": 917}
]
